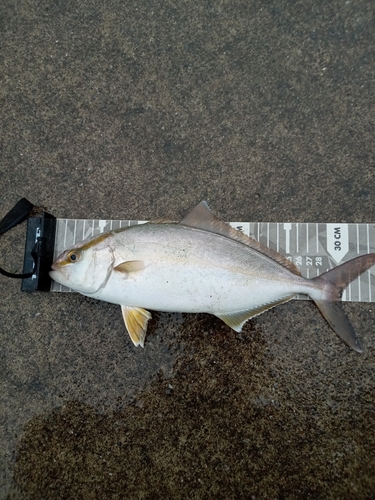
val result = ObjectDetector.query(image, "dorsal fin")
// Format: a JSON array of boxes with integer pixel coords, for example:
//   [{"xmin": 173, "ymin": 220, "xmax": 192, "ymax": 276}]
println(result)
[
  {"xmin": 148, "ymin": 218, "xmax": 175, "ymax": 224},
  {"xmin": 180, "ymin": 201, "xmax": 301, "ymax": 276}
]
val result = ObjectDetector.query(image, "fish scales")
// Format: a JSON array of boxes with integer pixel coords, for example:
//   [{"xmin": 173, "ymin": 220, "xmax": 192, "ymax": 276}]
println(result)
[{"xmin": 108, "ymin": 223, "xmax": 309, "ymax": 313}]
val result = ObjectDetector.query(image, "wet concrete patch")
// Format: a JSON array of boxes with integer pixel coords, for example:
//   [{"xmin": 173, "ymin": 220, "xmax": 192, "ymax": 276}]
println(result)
[{"xmin": 9, "ymin": 313, "xmax": 375, "ymax": 499}]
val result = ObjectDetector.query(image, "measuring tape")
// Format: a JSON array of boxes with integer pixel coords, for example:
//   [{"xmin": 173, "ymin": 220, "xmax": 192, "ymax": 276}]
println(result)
[{"xmin": 50, "ymin": 218, "xmax": 375, "ymax": 302}]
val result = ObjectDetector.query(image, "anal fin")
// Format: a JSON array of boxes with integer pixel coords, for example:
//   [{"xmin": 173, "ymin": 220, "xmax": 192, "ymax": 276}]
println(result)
[
  {"xmin": 217, "ymin": 295, "xmax": 295, "ymax": 332},
  {"xmin": 121, "ymin": 306, "xmax": 152, "ymax": 347}
]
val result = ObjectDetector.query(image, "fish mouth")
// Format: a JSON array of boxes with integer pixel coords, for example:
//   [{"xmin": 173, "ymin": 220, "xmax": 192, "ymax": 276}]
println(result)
[
  {"xmin": 49, "ymin": 263, "xmax": 63, "ymax": 279},
  {"xmin": 49, "ymin": 266, "xmax": 66, "ymax": 284},
  {"xmin": 49, "ymin": 269, "xmax": 59, "ymax": 280}
]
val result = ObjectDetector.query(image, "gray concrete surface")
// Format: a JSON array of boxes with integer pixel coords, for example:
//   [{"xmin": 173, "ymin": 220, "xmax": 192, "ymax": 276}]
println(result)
[{"xmin": 1, "ymin": 0, "xmax": 375, "ymax": 498}]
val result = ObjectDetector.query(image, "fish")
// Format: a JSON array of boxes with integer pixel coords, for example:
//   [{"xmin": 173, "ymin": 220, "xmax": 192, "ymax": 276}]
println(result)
[{"xmin": 50, "ymin": 201, "xmax": 375, "ymax": 352}]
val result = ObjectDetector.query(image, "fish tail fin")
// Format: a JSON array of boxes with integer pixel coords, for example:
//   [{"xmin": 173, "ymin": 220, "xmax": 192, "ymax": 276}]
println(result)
[{"xmin": 311, "ymin": 253, "xmax": 375, "ymax": 353}]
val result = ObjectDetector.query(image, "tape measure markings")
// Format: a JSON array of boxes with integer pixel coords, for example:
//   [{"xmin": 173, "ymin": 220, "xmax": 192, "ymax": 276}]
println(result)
[{"xmin": 51, "ymin": 219, "xmax": 375, "ymax": 302}]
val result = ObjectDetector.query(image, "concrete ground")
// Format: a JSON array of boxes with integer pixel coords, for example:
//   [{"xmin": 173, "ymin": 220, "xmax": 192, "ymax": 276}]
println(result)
[{"xmin": 1, "ymin": 0, "xmax": 375, "ymax": 498}]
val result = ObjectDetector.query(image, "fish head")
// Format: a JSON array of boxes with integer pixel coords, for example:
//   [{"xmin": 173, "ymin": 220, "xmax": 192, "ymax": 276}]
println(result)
[{"xmin": 49, "ymin": 235, "xmax": 115, "ymax": 294}]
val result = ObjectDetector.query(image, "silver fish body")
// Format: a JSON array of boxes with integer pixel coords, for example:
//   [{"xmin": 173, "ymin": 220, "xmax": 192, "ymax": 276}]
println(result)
[
  {"xmin": 90, "ymin": 223, "xmax": 315, "ymax": 312},
  {"xmin": 50, "ymin": 201, "xmax": 375, "ymax": 351}
]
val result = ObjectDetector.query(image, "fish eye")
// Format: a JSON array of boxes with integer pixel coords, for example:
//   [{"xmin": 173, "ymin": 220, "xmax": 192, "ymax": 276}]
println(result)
[{"xmin": 68, "ymin": 251, "xmax": 78, "ymax": 262}]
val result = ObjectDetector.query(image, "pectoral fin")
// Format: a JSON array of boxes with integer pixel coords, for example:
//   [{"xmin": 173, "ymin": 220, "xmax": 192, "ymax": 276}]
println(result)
[
  {"xmin": 121, "ymin": 306, "xmax": 152, "ymax": 347},
  {"xmin": 217, "ymin": 295, "xmax": 295, "ymax": 332},
  {"xmin": 114, "ymin": 260, "xmax": 145, "ymax": 274}
]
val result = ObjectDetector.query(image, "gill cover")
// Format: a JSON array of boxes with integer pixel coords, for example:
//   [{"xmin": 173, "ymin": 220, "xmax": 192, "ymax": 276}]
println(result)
[{"xmin": 51, "ymin": 242, "xmax": 114, "ymax": 294}]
